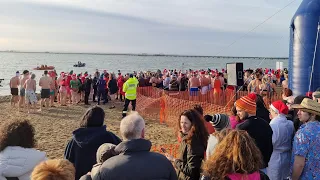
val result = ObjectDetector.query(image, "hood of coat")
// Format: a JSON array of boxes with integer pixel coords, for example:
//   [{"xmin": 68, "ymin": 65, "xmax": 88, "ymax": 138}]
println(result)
[
  {"xmin": 0, "ymin": 146, "xmax": 46, "ymax": 178},
  {"xmin": 72, "ymin": 125, "xmax": 108, "ymax": 148}
]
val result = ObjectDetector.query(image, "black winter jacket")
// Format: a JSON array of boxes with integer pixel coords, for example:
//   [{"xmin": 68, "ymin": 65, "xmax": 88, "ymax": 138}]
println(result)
[
  {"xmin": 64, "ymin": 125, "xmax": 121, "ymax": 180},
  {"xmin": 236, "ymin": 116, "xmax": 273, "ymax": 168}
]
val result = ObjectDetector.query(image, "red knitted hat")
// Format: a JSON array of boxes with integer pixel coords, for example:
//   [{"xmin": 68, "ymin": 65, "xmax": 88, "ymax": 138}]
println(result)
[
  {"xmin": 235, "ymin": 93, "xmax": 257, "ymax": 114},
  {"xmin": 270, "ymin": 100, "xmax": 288, "ymax": 115}
]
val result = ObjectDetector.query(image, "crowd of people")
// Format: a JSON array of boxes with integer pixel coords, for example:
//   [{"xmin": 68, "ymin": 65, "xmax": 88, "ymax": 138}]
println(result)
[
  {"xmin": 9, "ymin": 67, "xmax": 291, "ymax": 113},
  {"xmin": 8, "ymin": 69, "xmax": 137, "ymax": 115},
  {"xmin": 4, "ymin": 67, "xmax": 320, "ymax": 180},
  {"xmin": 1, "ymin": 91, "xmax": 320, "ymax": 179}
]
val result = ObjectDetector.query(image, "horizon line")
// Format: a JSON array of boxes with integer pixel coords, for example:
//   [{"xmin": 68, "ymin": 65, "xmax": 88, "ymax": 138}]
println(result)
[{"xmin": 0, "ymin": 50, "xmax": 288, "ymax": 59}]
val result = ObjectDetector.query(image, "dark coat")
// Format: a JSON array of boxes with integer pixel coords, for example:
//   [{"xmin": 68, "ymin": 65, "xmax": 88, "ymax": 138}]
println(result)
[
  {"xmin": 108, "ymin": 79, "xmax": 118, "ymax": 94},
  {"xmin": 64, "ymin": 125, "xmax": 121, "ymax": 180},
  {"xmin": 84, "ymin": 78, "xmax": 92, "ymax": 92},
  {"xmin": 80, "ymin": 139, "xmax": 177, "ymax": 180},
  {"xmin": 92, "ymin": 77, "xmax": 98, "ymax": 89},
  {"xmin": 256, "ymin": 104, "xmax": 271, "ymax": 123},
  {"xmin": 169, "ymin": 80, "xmax": 179, "ymax": 91},
  {"xmin": 174, "ymin": 134, "xmax": 205, "ymax": 180},
  {"xmin": 236, "ymin": 116, "xmax": 273, "ymax": 168}
]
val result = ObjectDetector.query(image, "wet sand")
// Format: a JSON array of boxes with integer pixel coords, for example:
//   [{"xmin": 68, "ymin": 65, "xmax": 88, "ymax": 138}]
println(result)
[{"xmin": 0, "ymin": 96, "xmax": 176, "ymax": 159}]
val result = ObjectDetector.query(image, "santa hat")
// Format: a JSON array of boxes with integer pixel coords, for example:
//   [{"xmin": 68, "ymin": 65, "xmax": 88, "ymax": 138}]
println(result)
[
  {"xmin": 235, "ymin": 93, "xmax": 257, "ymax": 115},
  {"xmin": 306, "ymin": 91, "xmax": 313, "ymax": 98},
  {"xmin": 270, "ymin": 100, "xmax": 288, "ymax": 115},
  {"xmin": 201, "ymin": 71, "xmax": 205, "ymax": 75}
]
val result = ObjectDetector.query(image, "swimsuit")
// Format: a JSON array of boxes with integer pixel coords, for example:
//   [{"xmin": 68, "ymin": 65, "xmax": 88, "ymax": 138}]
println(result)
[
  {"xmin": 20, "ymin": 88, "xmax": 25, "ymax": 96},
  {"xmin": 50, "ymin": 89, "xmax": 55, "ymax": 96},
  {"xmin": 190, "ymin": 87, "xmax": 199, "ymax": 96},
  {"xmin": 11, "ymin": 88, "xmax": 18, "ymax": 96},
  {"xmin": 26, "ymin": 90, "xmax": 38, "ymax": 104},
  {"xmin": 41, "ymin": 89, "xmax": 50, "ymax": 99},
  {"xmin": 201, "ymin": 86, "xmax": 209, "ymax": 95}
]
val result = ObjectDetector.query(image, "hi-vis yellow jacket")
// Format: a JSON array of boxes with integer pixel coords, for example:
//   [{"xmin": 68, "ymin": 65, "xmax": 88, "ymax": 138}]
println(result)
[{"xmin": 123, "ymin": 77, "xmax": 139, "ymax": 100}]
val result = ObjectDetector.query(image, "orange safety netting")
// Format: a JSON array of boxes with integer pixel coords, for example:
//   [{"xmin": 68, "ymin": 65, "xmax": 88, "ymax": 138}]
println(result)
[
  {"xmin": 137, "ymin": 86, "xmax": 282, "ymax": 126},
  {"xmin": 137, "ymin": 86, "xmax": 282, "ymax": 155},
  {"xmin": 151, "ymin": 144, "xmax": 180, "ymax": 158}
]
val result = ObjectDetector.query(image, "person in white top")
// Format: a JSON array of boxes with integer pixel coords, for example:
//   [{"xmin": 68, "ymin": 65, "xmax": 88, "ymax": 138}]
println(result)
[
  {"xmin": 267, "ymin": 100, "xmax": 294, "ymax": 180},
  {"xmin": 0, "ymin": 120, "xmax": 47, "ymax": 180},
  {"xmin": 204, "ymin": 114, "xmax": 230, "ymax": 159}
]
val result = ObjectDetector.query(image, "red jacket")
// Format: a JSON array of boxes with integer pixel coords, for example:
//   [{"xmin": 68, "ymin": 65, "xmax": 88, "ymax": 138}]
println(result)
[{"xmin": 117, "ymin": 79, "xmax": 125, "ymax": 96}]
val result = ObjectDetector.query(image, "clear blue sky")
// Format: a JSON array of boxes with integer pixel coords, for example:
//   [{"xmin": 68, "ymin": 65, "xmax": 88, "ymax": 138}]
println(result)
[{"xmin": 0, "ymin": 0, "xmax": 302, "ymax": 56}]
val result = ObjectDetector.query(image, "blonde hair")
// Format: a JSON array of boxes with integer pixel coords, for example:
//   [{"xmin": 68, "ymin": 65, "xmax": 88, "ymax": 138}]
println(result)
[
  {"xmin": 31, "ymin": 159, "xmax": 75, "ymax": 180},
  {"xmin": 202, "ymin": 130, "xmax": 263, "ymax": 179}
]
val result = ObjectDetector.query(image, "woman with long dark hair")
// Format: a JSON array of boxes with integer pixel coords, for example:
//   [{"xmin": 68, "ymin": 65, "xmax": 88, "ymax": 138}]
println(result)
[
  {"xmin": 166, "ymin": 109, "xmax": 209, "ymax": 180},
  {"xmin": 64, "ymin": 106, "xmax": 121, "ymax": 180}
]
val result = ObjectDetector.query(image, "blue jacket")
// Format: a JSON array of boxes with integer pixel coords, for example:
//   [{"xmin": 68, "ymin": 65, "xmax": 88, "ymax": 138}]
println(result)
[
  {"xmin": 64, "ymin": 125, "xmax": 121, "ymax": 180},
  {"xmin": 97, "ymin": 78, "xmax": 106, "ymax": 92}
]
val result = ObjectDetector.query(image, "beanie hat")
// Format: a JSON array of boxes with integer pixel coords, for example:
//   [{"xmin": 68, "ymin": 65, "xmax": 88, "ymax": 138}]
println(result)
[
  {"xmin": 96, "ymin": 143, "xmax": 117, "ymax": 163},
  {"xmin": 270, "ymin": 100, "xmax": 289, "ymax": 115},
  {"xmin": 235, "ymin": 93, "xmax": 257, "ymax": 115},
  {"xmin": 206, "ymin": 114, "xmax": 230, "ymax": 132}
]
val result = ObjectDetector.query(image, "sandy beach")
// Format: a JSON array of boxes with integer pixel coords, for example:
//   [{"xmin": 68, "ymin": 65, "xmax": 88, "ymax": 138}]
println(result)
[{"xmin": 0, "ymin": 96, "xmax": 176, "ymax": 159}]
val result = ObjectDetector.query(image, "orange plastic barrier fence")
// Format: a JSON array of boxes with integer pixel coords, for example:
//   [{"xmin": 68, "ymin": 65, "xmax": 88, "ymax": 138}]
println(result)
[
  {"xmin": 136, "ymin": 87, "xmax": 282, "ymax": 127},
  {"xmin": 151, "ymin": 144, "xmax": 180, "ymax": 158}
]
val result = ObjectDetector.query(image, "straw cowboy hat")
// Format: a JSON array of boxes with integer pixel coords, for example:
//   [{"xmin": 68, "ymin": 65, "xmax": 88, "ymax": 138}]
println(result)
[{"xmin": 291, "ymin": 98, "xmax": 320, "ymax": 116}]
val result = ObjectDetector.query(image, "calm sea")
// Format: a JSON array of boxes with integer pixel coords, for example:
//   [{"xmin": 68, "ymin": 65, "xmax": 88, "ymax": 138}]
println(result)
[{"xmin": 0, "ymin": 52, "xmax": 288, "ymax": 95}]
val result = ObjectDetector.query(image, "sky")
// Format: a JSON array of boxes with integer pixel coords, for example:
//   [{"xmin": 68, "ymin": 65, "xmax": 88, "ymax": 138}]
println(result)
[{"xmin": 0, "ymin": 0, "xmax": 302, "ymax": 56}]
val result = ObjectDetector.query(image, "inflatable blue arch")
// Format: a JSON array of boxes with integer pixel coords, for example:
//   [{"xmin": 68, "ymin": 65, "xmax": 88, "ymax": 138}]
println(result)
[{"xmin": 289, "ymin": 0, "xmax": 320, "ymax": 95}]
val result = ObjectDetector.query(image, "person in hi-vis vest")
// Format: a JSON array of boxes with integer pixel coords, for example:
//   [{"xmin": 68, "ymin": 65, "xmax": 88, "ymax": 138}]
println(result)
[{"xmin": 122, "ymin": 74, "xmax": 139, "ymax": 117}]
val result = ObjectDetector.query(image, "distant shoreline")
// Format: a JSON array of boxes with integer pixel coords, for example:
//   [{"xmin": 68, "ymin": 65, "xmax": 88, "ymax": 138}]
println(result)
[{"xmin": 0, "ymin": 51, "xmax": 288, "ymax": 60}]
